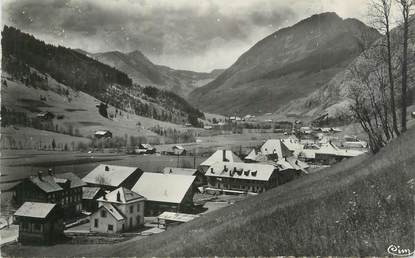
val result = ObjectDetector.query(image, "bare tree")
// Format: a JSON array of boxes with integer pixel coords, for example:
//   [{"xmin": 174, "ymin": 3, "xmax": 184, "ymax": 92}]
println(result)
[
  {"xmin": 369, "ymin": 0, "xmax": 400, "ymax": 136},
  {"xmin": 396, "ymin": 0, "xmax": 414, "ymax": 132}
]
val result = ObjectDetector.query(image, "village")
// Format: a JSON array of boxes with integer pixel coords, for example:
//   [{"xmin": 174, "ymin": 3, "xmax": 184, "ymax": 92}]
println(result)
[{"xmin": 0, "ymin": 124, "xmax": 368, "ymax": 247}]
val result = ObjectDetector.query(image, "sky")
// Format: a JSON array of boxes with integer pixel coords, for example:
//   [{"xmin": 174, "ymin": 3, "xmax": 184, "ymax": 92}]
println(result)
[{"xmin": 2, "ymin": 0, "xmax": 371, "ymax": 72}]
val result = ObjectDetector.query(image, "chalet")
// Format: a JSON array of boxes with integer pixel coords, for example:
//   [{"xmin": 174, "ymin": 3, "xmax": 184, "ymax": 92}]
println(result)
[
  {"xmin": 172, "ymin": 145, "xmax": 186, "ymax": 155},
  {"xmin": 36, "ymin": 111, "xmax": 54, "ymax": 120},
  {"xmin": 94, "ymin": 130, "xmax": 112, "ymax": 139},
  {"xmin": 90, "ymin": 187, "xmax": 145, "ymax": 233},
  {"xmin": 135, "ymin": 143, "xmax": 156, "ymax": 154},
  {"xmin": 12, "ymin": 172, "xmax": 85, "ymax": 217},
  {"xmin": 82, "ymin": 164, "xmax": 143, "ymax": 191},
  {"xmin": 132, "ymin": 173, "xmax": 196, "ymax": 216},
  {"xmin": 14, "ymin": 202, "xmax": 64, "ymax": 244},
  {"xmin": 199, "ymin": 149, "xmax": 242, "ymax": 172},
  {"xmin": 82, "ymin": 187, "xmax": 106, "ymax": 212},
  {"xmin": 162, "ymin": 167, "xmax": 205, "ymax": 186}
]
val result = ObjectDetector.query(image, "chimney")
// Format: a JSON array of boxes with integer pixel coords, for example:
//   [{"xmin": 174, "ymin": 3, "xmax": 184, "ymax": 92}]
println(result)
[
  {"xmin": 38, "ymin": 171, "xmax": 43, "ymax": 181},
  {"xmin": 169, "ymin": 168, "xmax": 173, "ymax": 174},
  {"xmin": 222, "ymin": 149, "xmax": 227, "ymax": 162},
  {"xmin": 224, "ymin": 165, "xmax": 227, "ymax": 171},
  {"xmin": 105, "ymin": 165, "xmax": 110, "ymax": 171},
  {"xmin": 117, "ymin": 191, "xmax": 121, "ymax": 202},
  {"xmin": 48, "ymin": 168, "xmax": 54, "ymax": 176}
]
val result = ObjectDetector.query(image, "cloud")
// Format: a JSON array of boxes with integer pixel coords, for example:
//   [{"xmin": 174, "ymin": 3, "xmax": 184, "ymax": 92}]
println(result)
[{"xmin": 2, "ymin": 0, "xmax": 369, "ymax": 72}]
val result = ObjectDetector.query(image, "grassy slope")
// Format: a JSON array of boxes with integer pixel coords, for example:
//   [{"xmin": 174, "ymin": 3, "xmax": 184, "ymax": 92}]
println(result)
[
  {"xmin": 100, "ymin": 127, "xmax": 415, "ymax": 257},
  {"xmin": 1, "ymin": 73, "xmax": 194, "ymax": 141},
  {"xmin": 3, "ymin": 128, "xmax": 413, "ymax": 257}
]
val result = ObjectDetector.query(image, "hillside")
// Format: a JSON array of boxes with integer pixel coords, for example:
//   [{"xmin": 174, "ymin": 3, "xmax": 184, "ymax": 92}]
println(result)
[
  {"xmin": 189, "ymin": 12, "xmax": 380, "ymax": 115},
  {"xmin": 4, "ymin": 126, "xmax": 414, "ymax": 257},
  {"xmin": 91, "ymin": 50, "xmax": 223, "ymax": 97},
  {"xmin": 274, "ymin": 19, "xmax": 415, "ymax": 123},
  {"xmin": 1, "ymin": 26, "xmax": 206, "ymax": 128}
]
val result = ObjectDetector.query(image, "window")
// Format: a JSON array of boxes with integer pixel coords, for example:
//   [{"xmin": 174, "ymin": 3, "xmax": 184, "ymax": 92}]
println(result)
[
  {"xmin": 130, "ymin": 205, "xmax": 133, "ymax": 214},
  {"xmin": 101, "ymin": 210, "xmax": 107, "ymax": 218},
  {"xmin": 137, "ymin": 203, "xmax": 140, "ymax": 212},
  {"xmin": 34, "ymin": 223, "xmax": 42, "ymax": 232},
  {"xmin": 94, "ymin": 219, "xmax": 98, "ymax": 227},
  {"xmin": 108, "ymin": 224, "xmax": 113, "ymax": 231},
  {"xmin": 136, "ymin": 215, "xmax": 140, "ymax": 224},
  {"xmin": 22, "ymin": 222, "xmax": 29, "ymax": 231}
]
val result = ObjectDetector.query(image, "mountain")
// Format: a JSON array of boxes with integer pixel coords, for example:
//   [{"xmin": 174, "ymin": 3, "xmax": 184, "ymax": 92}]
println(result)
[
  {"xmin": 189, "ymin": 12, "xmax": 381, "ymax": 115},
  {"xmin": 91, "ymin": 50, "xmax": 224, "ymax": 97},
  {"xmin": 274, "ymin": 18, "xmax": 415, "ymax": 123},
  {"xmin": 1, "ymin": 26, "xmax": 205, "ymax": 132}
]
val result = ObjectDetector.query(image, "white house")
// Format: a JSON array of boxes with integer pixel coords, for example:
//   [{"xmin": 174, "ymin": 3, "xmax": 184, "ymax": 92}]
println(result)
[{"xmin": 90, "ymin": 187, "xmax": 145, "ymax": 233}]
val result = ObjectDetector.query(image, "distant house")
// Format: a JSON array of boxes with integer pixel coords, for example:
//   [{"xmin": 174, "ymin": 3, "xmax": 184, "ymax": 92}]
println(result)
[
  {"xmin": 14, "ymin": 202, "xmax": 64, "ymax": 244},
  {"xmin": 162, "ymin": 167, "xmax": 205, "ymax": 186},
  {"xmin": 199, "ymin": 149, "xmax": 242, "ymax": 172},
  {"xmin": 90, "ymin": 187, "xmax": 145, "ymax": 233},
  {"xmin": 94, "ymin": 130, "xmax": 112, "ymax": 139},
  {"xmin": 82, "ymin": 164, "xmax": 143, "ymax": 191},
  {"xmin": 135, "ymin": 143, "xmax": 156, "ymax": 154},
  {"xmin": 132, "ymin": 173, "xmax": 196, "ymax": 216},
  {"xmin": 12, "ymin": 172, "xmax": 85, "ymax": 217},
  {"xmin": 203, "ymin": 125, "xmax": 213, "ymax": 130},
  {"xmin": 172, "ymin": 145, "xmax": 186, "ymax": 155},
  {"xmin": 82, "ymin": 187, "xmax": 106, "ymax": 212},
  {"xmin": 36, "ymin": 111, "xmax": 54, "ymax": 120}
]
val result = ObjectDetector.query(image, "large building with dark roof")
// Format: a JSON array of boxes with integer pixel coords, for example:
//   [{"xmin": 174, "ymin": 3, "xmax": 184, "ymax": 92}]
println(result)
[{"xmin": 12, "ymin": 171, "xmax": 86, "ymax": 217}]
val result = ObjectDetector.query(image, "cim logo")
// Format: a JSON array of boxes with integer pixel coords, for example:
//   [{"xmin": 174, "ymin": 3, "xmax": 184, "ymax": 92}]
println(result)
[{"xmin": 387, "ymin": 244, "xmax": 414, "ymax": 256}]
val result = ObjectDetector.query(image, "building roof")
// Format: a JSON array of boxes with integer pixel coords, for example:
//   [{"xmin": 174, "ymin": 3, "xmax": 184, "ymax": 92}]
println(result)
[
  {"xmin": 82, "ymin": 187, "xmax": 102, "ymax": 200},
  {"xmin": 162, "ymin": 167, "xmax": 198, "ymax": 176},
  {"xmin": 29, "ymin": 175, "xmax": 63, "ymax": 193},
  {"xmin": 55, "ymin": 172, "xmax": 86, "ymax": 188},
  {"xmin": 82, "ymin": 164, "xmax": 140, "ymax": 187},
  {"xmin": 260, "ymin": 139, "xmax": 293, "ymax": 158},
  {"xmin": 25, "ymin": 172, "xmax": 85, "ymax": 193},
  {"xmin": 99, "ymin": 203, "xmax": 126, "ymax": 221},
  {"xmin": 139, "ymin": 144, "xmax": 155, "ymax": 150},
  {"xmin": 200, "ymin": 150, "xmax": 242, "ymax": 167},
  {"xmin": 157, "ymin": 212, "xmax": 199, "ymax": 223},
  {"xmin": 205, "ymin": 162, "xmax": 276, "ymax": 181},
  {"xmin": 94, "ymin": 130, "xmax": 111, "ymax": 135},
  {"xmin": 15, "ymin": 202, "xmax": 57, "ymax": 219},
  {"xmin": 172, "ymin": 145, "xmax": 185, "ymax": 150},
  {"xmin": 98, "ymin": 187, "xmax": 145, "ymax": 204},
  {"xmin": 244, "ymin": 149, "xmax": 267, "ymax": 162},
  {"xmin": 131, "ymin": 173, "xmax": 195, "ymax": 204}
]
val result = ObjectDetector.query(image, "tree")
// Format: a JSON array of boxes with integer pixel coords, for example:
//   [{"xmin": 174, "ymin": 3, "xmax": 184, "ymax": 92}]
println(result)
[
  {"xmin": 370, "ymin": 0, "xmax": 400, "ymax": 136},
  {"xmin": 396, "ymin": 0, "xmax": 414, "ymax": 132},
  {"xmin": 51, "ymin": 138, "xmax": 56, "ymax": 150}
]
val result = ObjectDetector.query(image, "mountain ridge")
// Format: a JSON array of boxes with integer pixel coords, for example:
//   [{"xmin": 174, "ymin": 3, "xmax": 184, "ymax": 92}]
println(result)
[
  {"xmin": 90, "ymin": 49, "xmax": 224, "ymax": 97},
  {"xmin": 189, "ymin": 12, "xmax": 381, "ymax": 116}
]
